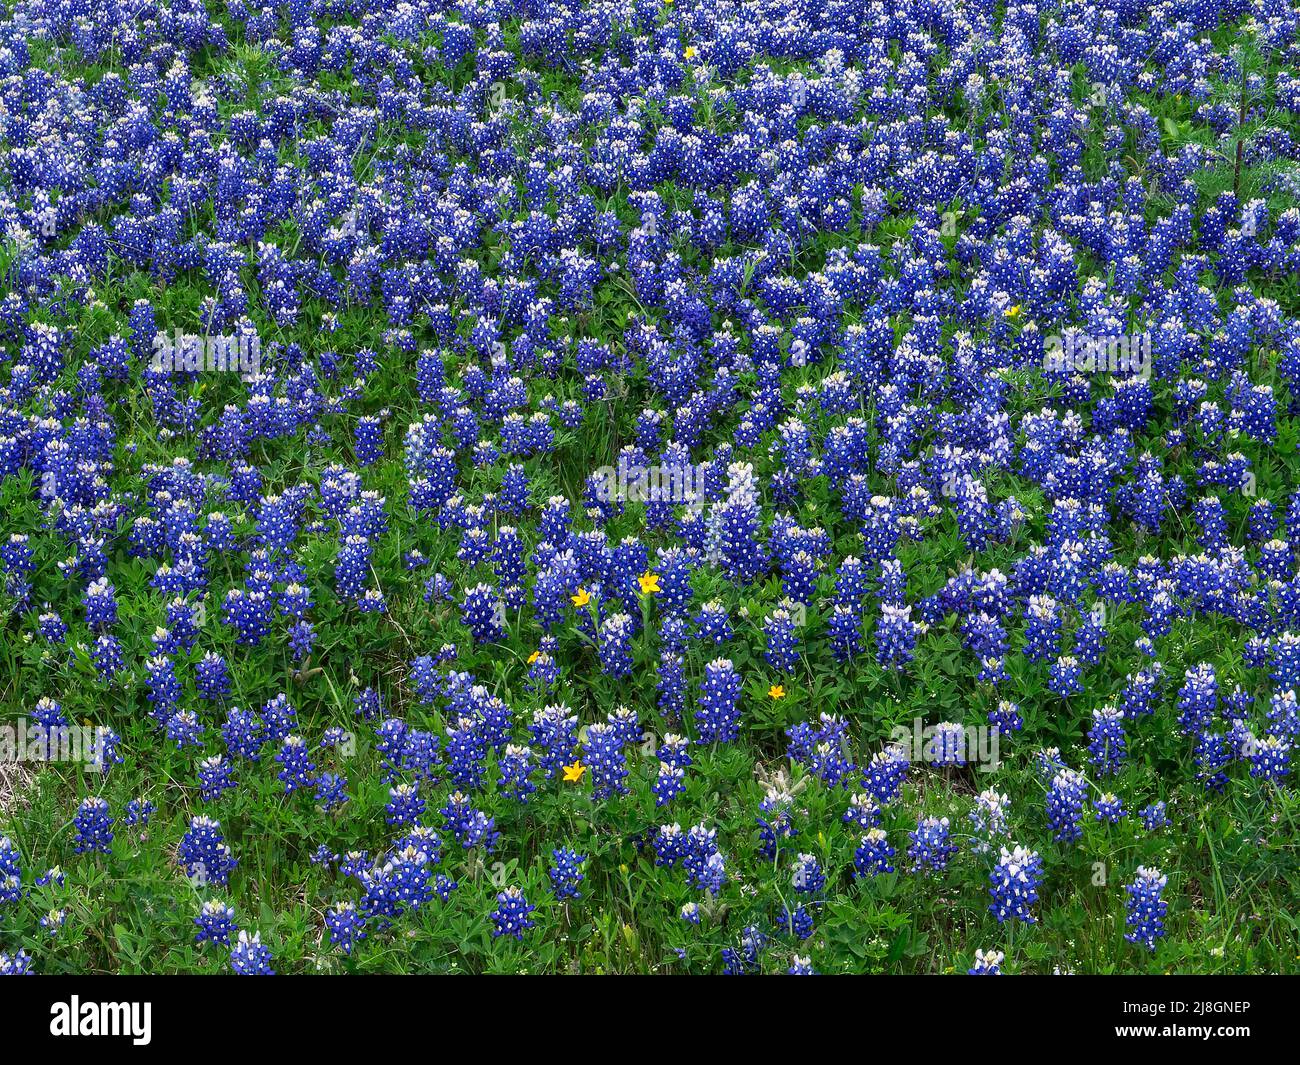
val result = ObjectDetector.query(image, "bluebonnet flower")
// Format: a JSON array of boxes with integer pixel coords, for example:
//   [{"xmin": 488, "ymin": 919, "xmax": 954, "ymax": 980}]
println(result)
[
  {"xmin": 908, "ymin": 816, "xmax": 957, "ymax": 874},
  {"xmin": 73, "ymin": 798, "xmax": 113, "ymax": 855},
  {"xmin": 525, "ymin": 651, "xmax": 560, "ymax": 694},
  {"xmin": 1095, "ymin": 792, "xmax": 1127, "ymax": 824},
  {"xmin": 1124, "ymin": 867, "xmax": 1169, "ymax": 951},
  {"xmin": 194, "ymin": 901, "xmax": 238, "ymax": 946},
  {"xmin": 598, "ymin": 613, "xmax": 636, "ymax": 679},
  {"xmin": 92, "ymin": 727, "xmax": 123, "ymax": 775},
  {"xmin": 1047, "ymin": 769, "xmax": 1088, "ymax": 844},
  {"xmin": 31, "ymin": 697, "xmax": 69, "ymax": 759},
  {"xmin": 763, "ymin": 609, "xmax": 800, "ymax": 672},
  {"xmin": 780, "ymin": 904, "xmax": 815, "ymax": 941},
  {"xmin": 1048, "ymin": 656, "xmax": 1084, "ymax": 698},
  {"xmin": 326, "ymin": 902, "xmax": 366, "ymax": 955},
  {"xmin": 989, "ymin": 700, "xmax": 1023, "ymax": 734},
  {"xmin": 229, "ymin": 930, "xmax": 274, "ymax": 975},
  {"xmin": 844, "ymin": 793, "xmax": 882, "ymax": 832},
  {"xmin": 693, "ymin": 600, "xmax": 733, "ymax": 644},
  {"xmin": 1023, "ymin": 596, "xmax": 1062, "ymax": 663},
  {"xmin": 1177, "ymin": 664, "xmax": 1218, "ymax": 736},
  {"xmin": 370, "ymin": 846, "xmax": 435, "ymax": 917},
  {"xmin": 791, "ymin": 853, "xmax": 825, "ymax": 895},
  {"xmin": 968, "ymin": 949, "xmax": 1005, "ymax": 975},
  {"xmin": 179, "ymin": 816, "xmax": 237, "ymax": 887},
  {"xmin": 861, "ymin": 744, "xmax": 910, "ymax": 805},
  {"xmin": 548, "ymin": 848, "xmax": 586, "ymax": 901},
  {"xmin": 491, "ymin": 887, "xmax": 536, "ymax": 940},
  {"xmin": 671, "ymin": 823, "xmax": 727, "ymax": 896},
  {"xmin": 198, "ymin": 755, "xmax": 237, "ymax": 802},
  {"xmin": 440, "ymin": 793, "xmax": 499, "ymax": 851},
  {"xmin": 788, "ymin": 713, "xmax": 855, "ymax": 788},
  {"xmin": 124, "ymin": 800, "xmax": 155, "ymax": 829},
  {"xmin": 1249, "ymin": 734, "xmax": 1291, "ymax": 783},
  {"xmin": 969, "ymin": 789, "xmax": 1011, "ymax": 852},
  {"xmin": 989, "ymin": 845, "xmax": 1044, "ymax": 925},
  {"xmin": 195, "ymin": 653, "xmax": 231, "ymax": 702},
  {"xmin": 925, "ymin": 722, "xmax": 968, "ymax": 767},
  {"xmin": 656, "ymin": 652, "xmax": 687, "ymax": 717},
  {"xmin": 876, "ymin": 603, "xmax": 920, "ymax": 669},
  {"xmin": 0, "ymin": 837, "xmax": 22, "ymax": 905},
  {"xmin": 1139, "ymin": 801, "xmax": 1169, "ymax": 831},
  {"xmin": 275, "ymin": 736, "xmax": 316, "ymax": 794},
  {"xmin": 461, "ymin": 583, "xmax": 505, "ymax": 644},
  {"xmin": 853, "ymin": 829, "xmax": 896, "ymax": 878},
  {"xmin": 222, "ymin": 706, "xmax": 265, "ymax": 762},
  {"xmin": 529, "ymin": 704, "xmax": 579, "ymax": 781},
  {"xmin": 828, "ymin": 604, "xmax": 864, "ymax": 661},
  {"xmin": 82, "ymin": 578, "xmax": 118, "ymax": 629},
  {"xmin": 723, "ymin": 925, "xmax": 767, "ymax": 975},
  {"xmin": 583, "ymin": 723, "xmax": 629, "ymax": 800},
  {"xmin": 91, "ymin": 635, "xmax": 125, "ymax": 681},
  {"xmin": 696, "ymin": 658, "xmax": 741, "ymax": 744},
  {"xmin": 497, "ymin": 744, "xmax": 536, "ymax": 803},
  {"xmin": 1087, "ymin": 706, "xmax": 1127, "ymax": 776},
  {"xmin": 166, "ymin": 710, "xmax": 204, "ymax": 749},
  {"xmin": 385, "ymin": 783, "xmax": 425, "ymax": 827},
  {"xmin": 653, "ymin": 763, "xmax": 686, "ymax": 807}
]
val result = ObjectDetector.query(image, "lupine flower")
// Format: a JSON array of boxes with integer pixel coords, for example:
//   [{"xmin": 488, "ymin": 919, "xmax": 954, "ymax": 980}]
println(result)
[
  {"xmin": 583, "ymin": 722, "xmax": 629, "ymax": 801},
  {"xmin": 490, "ymin": 887, "xmax": 536, "ymax": 940},
  {"xmin": 1095, "ymin": 793, "xmax": 1127, "ymax": 824},
  {"xmin": 1087, "ymin": 706, "xmax": 1127, "ymax": 776},
  {"xmin": 989, "ymin": 846, "xmax": 1044, "ymax": 924},
  {"xmin": 194, "ymin": 901, "xmax": 238, "ymax": 946},
  {"xmin": 1047, "ymin": 769, "xmax": 1089, "ymax": 844},
  {"xmin": 968, "ymin": 949, "xmax": 1005, "ymax": 975},
  {"xmin": 229, "ymin": 930, "xmax": 274, "ymax": 975},
  {"xmin": 325, "ymin": 902, "xmax": 366, "ymax": 955},
  {"xmin": 696, "ymin": 658, "xmax": 742, "ymax": 744},
  {"xmin": 1139, "ymin": 802, "xmax": 1169, "ymax": 831},
  {"xmin": 548, "ymin": 848, "xmax": 586, "ymax": 901},
  {"xmin": 73, "ymin": 798, "xmax": 113, "ymax": 855},
  {"xmin": 1124, "ymin": 867, "xmax": 1169, "ymax": 951},
  {"xmin": 853, "ymin": 829, "xmax": 896, "ymax": 879},
  {"xmin": 908, "ymin": 816, "xmax": 957, "ymax": 875}
]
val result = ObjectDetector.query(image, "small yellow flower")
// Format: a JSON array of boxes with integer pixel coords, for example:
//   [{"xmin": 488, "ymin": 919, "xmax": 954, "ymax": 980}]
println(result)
[
  {"xmin": 562, "ymin": 760, "xmax": 586, "ymax": 783},
  {"xmin": 768, "ymin": 684, "xmax": 785, "ymax": 700},
  {"xmin": 684, "ymin": 46, "xmax": 698, "ymax": 60},
  {"xmin": 637, "ymin": 571, "xmax": 661, "ymax": 595},
  {"xmin": 1004, "ymin": 304, "xmax": 1022, "ymax": 319},
  {"xmin": 571, "ymin": 587, "xmax": 591, "ymax": 608},
  {"xmin": 527, "ymin": 650, "xmax": 541, "ymax": 665}
]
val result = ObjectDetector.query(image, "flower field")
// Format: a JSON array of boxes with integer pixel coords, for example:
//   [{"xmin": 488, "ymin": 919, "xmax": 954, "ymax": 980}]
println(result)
[{"xmin": 1, "ymin": 0, "xmax": 1300, "ymax": 977}]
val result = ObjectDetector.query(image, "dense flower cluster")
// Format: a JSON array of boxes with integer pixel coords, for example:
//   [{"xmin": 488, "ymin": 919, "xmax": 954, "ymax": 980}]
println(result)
[{"xmin": 1, "ymin": 0, "xmax": 1297, "ymax": 977}]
